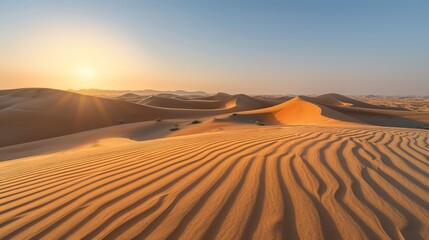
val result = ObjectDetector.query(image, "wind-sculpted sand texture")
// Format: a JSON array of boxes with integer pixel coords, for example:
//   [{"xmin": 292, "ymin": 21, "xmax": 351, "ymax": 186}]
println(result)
[{"xmin": 1, "ymin": 126, "xmax": 428, "ymax": 240}]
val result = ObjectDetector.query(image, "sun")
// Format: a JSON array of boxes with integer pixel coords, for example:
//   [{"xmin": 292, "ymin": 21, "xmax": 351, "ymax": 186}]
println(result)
[{"xmin": 78, "ymin": 65, "xmax": 95, "ymax": 80}]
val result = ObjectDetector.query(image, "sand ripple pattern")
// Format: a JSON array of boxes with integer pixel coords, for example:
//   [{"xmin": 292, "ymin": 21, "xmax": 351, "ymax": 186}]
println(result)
[{"xmin": 1, "ymin": 126, "xmax": 428, "ymax": 240}]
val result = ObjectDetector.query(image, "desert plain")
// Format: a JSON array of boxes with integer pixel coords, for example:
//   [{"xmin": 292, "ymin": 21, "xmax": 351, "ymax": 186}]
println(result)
[{"xmin": 0, "ymin": 88, "xmax": 428, "ymax": 239}]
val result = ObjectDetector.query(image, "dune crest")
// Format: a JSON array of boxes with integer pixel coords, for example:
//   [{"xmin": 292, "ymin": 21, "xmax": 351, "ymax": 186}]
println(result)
[
  {"xmin": 233, "ymin": 95, "xmax": 429, "ymax": 128},
  {"xmin": 0, "ymin": 89, "xmax": 251, "ymax": 147},
  {"xmin": 236, "ymin": 96, "xmax": 364, "ymax": 126}
]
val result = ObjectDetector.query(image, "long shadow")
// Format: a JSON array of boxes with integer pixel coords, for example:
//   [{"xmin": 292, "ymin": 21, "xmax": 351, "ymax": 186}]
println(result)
[
  {"xmin": 3, "ymin": 136, "xmax": 248, "ymax": 239},
  {"xmin": 55, "ymin": 136, "xmax": 268, "ymax": 240},
  {"xmin": 300, "ymin": 133, "xmax": 379, "ymax": 238},
  {"xmin": 367, "ymin": 142, "xmax": 429, "ymax": 192},
  {"xmin": 240, "ymin": 146, "xmax": 269, "ymax": 239},
  {"xmin": 354, "ymin": 137, "xmax": 429, "ymax": 207},
  {"xmin": 275, "ymin": 153, "xmax": 300, "ymax": 240},
  {"xmin": 0, "ymin": 139, "xmax": 201, "ymax": 198},
  {"xmin": 0, "ymin": 139, "xmax": 219, "ymax": 217},
  {"xmin": 410, "ymin": 134, "xmax": 429, "ymax": 156},
  {"xmin": 347, "ymin": 138, "xmax": 400, "ymax": 239},
  {"xmin": 361, "ymin": 168, "xmax": 423, "ymax": 239},
  {"xmin": 330, "ymin": 105, "xmax": 429, "ymax": 130},
  {"xmin": 199, "ymin": 131, "xmax": 323, "ymax": 239},
  {"xmin": 130, "ymin": 134, "xmax": 290, "ymax": 239},
  {"xmin": 326, "ymin": 139, "xmax": 379, "ymax": 239},
  {"xmin": 169, "ymin": 140, "xmax": 286, "ymax": 240},
  {"xmin": 77, "ymin": 131, "xmax": 290, "ymax": 240},
  {"xmin": 407, "ymin": 135, "xmax": 429, "ymax": 159},
  {"xmin": 289, "ymin": 156, "xmax": 342, "ymax": 240},
  {"xmin": 393, "ymin": 135, "xmax": 429, "ymax": 167},
  {"xmin": 198, "ymin": 158, "xmax": 255, "ymax": 240}
]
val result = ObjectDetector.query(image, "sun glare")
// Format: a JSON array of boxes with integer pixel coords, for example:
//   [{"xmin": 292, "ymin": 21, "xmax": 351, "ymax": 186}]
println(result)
[{"xmin": 78, "ymin": 65, "xmax": 95, "ymax": 80}]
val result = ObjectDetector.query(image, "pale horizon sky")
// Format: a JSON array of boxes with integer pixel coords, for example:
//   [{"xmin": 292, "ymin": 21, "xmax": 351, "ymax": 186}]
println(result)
[{"xmin": 0, "ymin": 0, "xmax": 428, "ymax": 95}]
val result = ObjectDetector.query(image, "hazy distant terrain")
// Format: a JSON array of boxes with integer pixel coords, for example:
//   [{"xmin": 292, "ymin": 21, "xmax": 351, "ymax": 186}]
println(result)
[
  {"xmin": 73, "ymin": 89, "xmax": 210, "ymax": 98},
  {"xmin": 356, "ymin": 95, "xmax": 429, "ymax": 112}
]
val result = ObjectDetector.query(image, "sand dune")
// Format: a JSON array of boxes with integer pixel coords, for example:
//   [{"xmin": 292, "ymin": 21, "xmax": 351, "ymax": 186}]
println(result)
[
  {"xmin": 227, "ymin": 94, "xmax": 272, "ymax": 109},
  {"xmin": 356, "ymin": 95, "xmax": 429, "ymax": 112},
  {"xmin": 118, "ymin": 93, "xmax": 142, "ymax": 99},
  {"xmin": 232, "ymin": 95, "xmax": 429, "ymax": 128},
  {"xmin": 0, "ymin": 88, "xmax": 173, "ymax": 147},
  {"xmin": 0, "ymin": 89, "xmax": 247, "ymax": 147},
  {"xmin": 254, "ymin": 95, "xmax": 293, "ymax": 105},
  {"xmin": 130, "ymin": 93, "xmax": 273, "ymax": 110},
  {"xmin": 0, "ymin": 116, "xmax": 251, "ymax": 161},
  {"xmin": 311, "ymin": 95, "xmax": 429, "ymax": 128},
  {"xmin": 1, "ymin": 88, "xmax": 428, "ymax": 239},
  {"xmin": 313, "ymin": 93, "xmax": 409, "ymax": 112},
  {"xmin": 1, "ymin": 126, "xmax": 428, "ymax": 239},
  {"xmin": 234, "ymin": 96, "xmax": 364, "ymax": 126},
  {"xmin": 314, "ymin": 93, "xmax": 394, "ymax": 109},
  {"xmin": 1, "ymin": 89, "xmax": 427, "ymax": 147},
  {"xmin": 196, "ymin": 92, "xmax": 231, "ymax": 101},
  {"xmin": 138, "ymin": 95, "xmax": 223, "ymax": 109}
]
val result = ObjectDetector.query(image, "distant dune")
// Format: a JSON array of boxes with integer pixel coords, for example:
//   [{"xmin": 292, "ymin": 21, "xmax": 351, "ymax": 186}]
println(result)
[
  {"xmin": 1, "ymin": 88, "xmax": 428, "ymax": 240},
  {"xmin": 124, "ymin": 93, "xmax": 273, "ymax": 111},
  {"xmin": 74, "ymin": 89, "xmax": 209, "ymax": 97},
  {"xmin": 0, "ymin": 88, "xmax": 230, "ymax": 147},
  {"xmin": 314, "ymin": 93, "xmax": 406, "ymax": 110},
  {"xmin": 0, "ymin": 88, "xmax": 169, "ymax": 147},
  {"xmin": 236, "ymin": 96, "xmax": 364, "ymax": 125},
  {"xmin": 1, "ymin": 88, "xmax": 428, "ymax": 147},
  {"xmin": 232, "ymin": 95, "xmax": 429, "ymax": 128}
]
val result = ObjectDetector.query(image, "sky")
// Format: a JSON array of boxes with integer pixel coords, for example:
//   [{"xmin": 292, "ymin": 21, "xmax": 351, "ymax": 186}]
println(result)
[{"xmin": 0, "ymin": 0, "xmax": 428, "ymax": 95}]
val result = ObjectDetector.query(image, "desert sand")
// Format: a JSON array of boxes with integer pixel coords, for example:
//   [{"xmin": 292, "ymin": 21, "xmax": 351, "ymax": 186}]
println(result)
[{"xmin": 1, "ymin": 88, "xmax": 429, "ymax": 239}]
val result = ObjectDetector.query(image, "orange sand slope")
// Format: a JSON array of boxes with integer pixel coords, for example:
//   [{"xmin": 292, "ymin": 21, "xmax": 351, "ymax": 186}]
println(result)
[
  {"xmin": 232, "ymin": 95, "xmax": 429, "ymax": 127},
  {"xmin": 1, "ymin": 126, "xmax": 428, "ymax": 239},
  {"xmin": 0, "ymin": 88, "xmax": 247, "ymax": 147},
  {"xmin": 1, "ymin": 88, "xmax": 428, "ymax": 148}
]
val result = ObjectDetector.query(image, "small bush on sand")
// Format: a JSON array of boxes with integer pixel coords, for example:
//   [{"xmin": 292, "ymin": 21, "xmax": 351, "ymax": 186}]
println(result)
[
  {"xmin": 256, "ymin": 121, "xmax": 265, "ymax": 126},
  {"xmin": 191, "ymin": 120, "xmax": 202, "ymax": 124},
  {"xmin": 230, "ymin": 113, "xmax": 237, "ymax": 117},
  {"xmin": 170, "ymin": 127, "xmax": 180, "ymax": 131},
  {"xmin": 155, "ymin": 117, "xmax": 162, "ymax": 122}
]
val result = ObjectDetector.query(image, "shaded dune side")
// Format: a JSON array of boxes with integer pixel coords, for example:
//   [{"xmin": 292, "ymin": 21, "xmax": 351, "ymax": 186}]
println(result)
[
  {"xmin": 0, "ymin": 89, "xmax": 238, "ymax": 147},
  {"xmin": 137, "ymin": 96, "xmax": 224, "ymax": 109},
  {"xmin": 195, "ymin": 92, "xmax": 232, "ymax": 101},
  {"xmin": 254, "ymin": 96, "xmax": 293, "ymax": 106},
  {"xmin": 307, "ymin": 95, "xmax": 429, "ymax": 128},
  {"xmin": 330, "ymin": 105, "xmax": 429, "ymax": 128},
  {"xmin": 0, "ymin": 88, "xmax": 167, "ymax": 147},
  {"xmin": 118, "ymin": 93, "xmax": 142, "ymax": 99},
  {"xmin": 314, "ymin": 93, "xmax": 408, "ymax": 111},
  {"xmin": 136, "ymin": 94, "xmax": 273, "ymax": 110},
  {"xmin": 1, "ymin": 126, "xmax": 428, "ymax": 240}
]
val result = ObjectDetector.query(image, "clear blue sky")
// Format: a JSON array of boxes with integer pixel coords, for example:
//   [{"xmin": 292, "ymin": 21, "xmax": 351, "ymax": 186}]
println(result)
[{"xmin": 0, "ymin": 0, "xmax": 428, "ymax": 95}]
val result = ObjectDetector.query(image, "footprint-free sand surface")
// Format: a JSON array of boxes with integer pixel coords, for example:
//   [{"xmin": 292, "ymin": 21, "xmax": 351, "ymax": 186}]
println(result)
[{"xmin": 1, "ymin": 88, "xmax": 429, "ymax": 239}]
